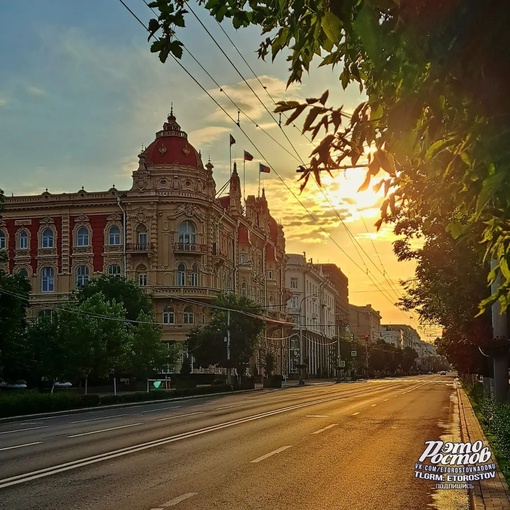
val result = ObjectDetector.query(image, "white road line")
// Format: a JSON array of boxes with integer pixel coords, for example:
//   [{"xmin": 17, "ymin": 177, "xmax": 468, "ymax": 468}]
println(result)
[
  {"xmin": 161, "ymin": 492, "xmax": 197, "ymax": 507},
  {"xmin": 215, "ymin": 403, "xmax": 245, "ymax": 410},
  {"xmin": 0, "ymin": 442, "xmax": 42, "ymax": 452},
  {"xmin": 0, "ymin": 426, "xmax": 48, "ymax": 435},
  {"xmin": 143, "ymin": 406, "xmax": 182, "ymax": 414},
  {"xmin": 383, "ymin": 399, "xmax": 389, "ymax": 402},
  {"xmin": 156, "ymin": 412, "xmax": 204, "ymax": 422},
  {"xmin": 70, "ymin": 414, "xmax": 128, "ymax": 424},
  {"xmin": 312, "ymin": 424, "xmax": 338, "ymax": 435},
  {"xmin": 67, "ymin": 423, "xmax": 142, "ymax": 438},
  {"xmin": 352, "ymin": 412, "xmax": 360, "ymax": 416},
  {"xmin": 371, "ymin": 404, "xmax": 377, "ymax": 407},
  {"xmin": 306, "ymin": 415, "xmax": 329, "ymax": 418},
  {"xmin": 251, "ymin": 446, "xmax": 291, "ymax": 463}
]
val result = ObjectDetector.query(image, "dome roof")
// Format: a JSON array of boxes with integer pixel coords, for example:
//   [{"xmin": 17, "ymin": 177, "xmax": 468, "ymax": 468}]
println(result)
[{"xmin": 142, "ymin": 112, "xmax": 202, "ymax": 167}]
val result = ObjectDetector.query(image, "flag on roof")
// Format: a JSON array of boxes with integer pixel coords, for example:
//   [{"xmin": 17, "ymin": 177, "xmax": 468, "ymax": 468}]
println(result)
[
  {"xmin": 244, "ymin": 150, "xmax": 254, "ymax": 161},
  {"xmin": 259, "ymin": 163, "xmax": 271, "ymax": 173},
  {"xmin": 229, "ymin": 134, "xmax": 236, "ymax": 146}
]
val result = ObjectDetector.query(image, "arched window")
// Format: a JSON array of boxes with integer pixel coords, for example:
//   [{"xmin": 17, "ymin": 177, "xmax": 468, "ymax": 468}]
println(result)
[
  {"xmin": 269, "ymin": 295, "xmax": 274, "ymax": 309},
  {"xmin": 76, "ymin": 226, "xmax": 89, "ymax": 247},
  {"xmin": 241, "ymin": 281, "xmax": 247, "ymax": 297},
  {"xmin": 0, "ymin": 230, "xmax": 6, "ymax": 249},
  {"xmin": 108, "ymin": 225, "xmax": 121, "ymax": 245},
  {"xmin": 41, "ymin": 267, "xmax": 55, "ymax": 292},
  {"xmin": 17, "ymin": 267, "xmax": 29, "ymax": 279},
  {"xmin": 18, "ymin": 230, "xmax": 28, "ymax": 250},
  {"xmin": 137, "ymin": 264, "xmax": 147, "ymax": 287},
  {"xmin": 163, "ymin": 306, "xmax": 175, "ymax": 324},
  {"xmin": 190, "ymin": 264, "xmax": 199, "ymax": 287},
  {"xmin": 76, "ymin": 266, "xmax": 89, "ymax": 287},
  {"xmin": 177, "ymin": 263, "xmax": 186, "ymax": 286},
  {"xmin": 136, "ymin": 224, "xmax": 148, "ymax": 247},
  {"xmin": 178, "ymin": 220, "xmax": 196, "ymax": 245},
  {"xmin": 108, "ymin": 264, "xmax": 121, "ymax": 277},
  {"xmin": 183, "ymin": 306, "xmax": 194, "ymax": 325},
  {"xmin": 41, "ymin": 228, "xmax": 54, "ymax": 248}
]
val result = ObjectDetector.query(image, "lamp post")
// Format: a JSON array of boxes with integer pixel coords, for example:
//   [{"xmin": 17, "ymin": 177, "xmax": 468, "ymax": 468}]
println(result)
[
  {"xmin": 298, "ymin": 293, "xmax": 317, "ymax": 385},
  {"xmin": 226, "ymin": 260, "xmax": 253, "ymax": 386}
]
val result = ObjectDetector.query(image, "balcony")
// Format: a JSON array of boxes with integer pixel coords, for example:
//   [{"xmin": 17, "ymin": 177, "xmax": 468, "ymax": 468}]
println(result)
[
  {"xmin": 173, "ymin": 242, "xmax": 207, "ymax": 254},
  {"xmin": 126, "ymin": 242, "xmax": 154, "ymax": 253}
]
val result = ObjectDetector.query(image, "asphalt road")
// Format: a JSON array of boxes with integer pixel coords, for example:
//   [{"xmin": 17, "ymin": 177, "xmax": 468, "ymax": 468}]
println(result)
[{"xmin": 0, "ymin": 375, "xmax": 469, "ymax": 510}]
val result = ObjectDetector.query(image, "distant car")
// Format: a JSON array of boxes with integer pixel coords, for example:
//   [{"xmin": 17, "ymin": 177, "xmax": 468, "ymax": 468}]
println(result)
[
  {"xmin": 439, "ymin": 371, "xmax": 447, "ymax": 376},
  {"xmin": 6, "ymin": 380, "xmax": 27, "ymax": 389},
  {"xmin": 54, "ymin": 381, "xmax": 73, "ymax": 388}
]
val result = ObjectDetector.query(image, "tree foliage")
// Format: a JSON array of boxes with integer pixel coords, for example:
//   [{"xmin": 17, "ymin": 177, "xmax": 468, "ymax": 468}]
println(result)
[
  {"xmin": 147, "ymin": 0, "xmax": 510, "ymax": 311},
  {"xmin": 187, "ymin": 293, "xmax": 264, "ymax": 371}
]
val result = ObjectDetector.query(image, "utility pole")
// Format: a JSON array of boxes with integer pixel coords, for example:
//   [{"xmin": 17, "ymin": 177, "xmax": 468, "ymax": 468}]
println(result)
[{"xmin": 226, "ymin": 309, "xmax": 232, "ymax": 386}]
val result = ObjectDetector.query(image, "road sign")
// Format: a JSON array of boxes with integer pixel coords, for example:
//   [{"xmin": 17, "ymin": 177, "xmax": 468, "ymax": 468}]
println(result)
[
  {"xmin": 339, "ymin": 361, "xmax": 346, "ymax": 368},
  {"xmin": 351, "ymin": 350, "xmax": 357, "ymax": 357}
]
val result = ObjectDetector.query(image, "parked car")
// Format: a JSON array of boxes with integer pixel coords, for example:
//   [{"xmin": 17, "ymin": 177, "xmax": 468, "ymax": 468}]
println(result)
[
  {"xmin": 5, "ymin": 380, "xmax": 27, "ymax": 389},
  {"xmin": 54, "ymin": 381, "xmax": 73, "ymax": 388},
  {"xmin": 439, "ymin": 371, "xmax": 447, "ymax": 376}
]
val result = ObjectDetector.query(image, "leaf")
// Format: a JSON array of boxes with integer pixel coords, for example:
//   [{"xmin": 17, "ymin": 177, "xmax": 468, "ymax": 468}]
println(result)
[
  {"xmin": 302, "ymin": 106, "xmax": 324, "ymax": 132},
  {"xmin": 319, "ymin": 90, "xmax": 329, "ymax": 105},
  {"xmin": 352, "ymin": 4, "xmax": 381, "ymax": 66},
  {"xmin": 322, "ymin": 12, "xmax": 342, "ymax": 43},
  {"xmin": 285, "ymin": 104, "xmax": 307, "ymax": 125},
  {"xmin": 358, "ymin": 173, "xmax": 371, "ymax": 192}
]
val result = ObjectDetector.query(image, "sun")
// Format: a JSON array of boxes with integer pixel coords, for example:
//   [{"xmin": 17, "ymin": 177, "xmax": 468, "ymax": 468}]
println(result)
[{"xmin": 315, "ymin": 168, "xmax": 386, "ymax": 219}]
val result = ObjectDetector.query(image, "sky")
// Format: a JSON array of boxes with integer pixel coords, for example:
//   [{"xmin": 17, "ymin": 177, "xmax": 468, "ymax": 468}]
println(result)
[{"xmin": 0, "ymin": 1, "xmax": 440, "ymax": 342}]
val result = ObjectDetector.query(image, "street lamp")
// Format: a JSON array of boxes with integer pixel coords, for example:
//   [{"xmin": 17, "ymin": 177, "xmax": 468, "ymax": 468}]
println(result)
[
  {"xmin": 298, "ymin": 293, "xmax": 317, "ymax": 385},
  {"xmin": 225, "ymin": 260, "xmax": 253, "ymax": 386}
]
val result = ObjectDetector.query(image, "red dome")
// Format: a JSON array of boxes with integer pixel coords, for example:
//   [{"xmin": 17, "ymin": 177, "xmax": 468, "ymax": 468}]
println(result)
[{"xmin": 143, "ymin": 113, "xmax": 202, "ymax": 167}]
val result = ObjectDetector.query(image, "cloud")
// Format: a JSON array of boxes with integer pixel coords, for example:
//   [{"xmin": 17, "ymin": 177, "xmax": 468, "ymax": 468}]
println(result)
[
  {"xmin": 189, "ymin": 126, "xmax": 231, "ymax": 148},
  {"xmin": 0, "ymin": 98, "xmax": 6, "ymax": 106},
  {"xmin": 26, "ymin": 86, "xmax": 45, "ymax": 97}
]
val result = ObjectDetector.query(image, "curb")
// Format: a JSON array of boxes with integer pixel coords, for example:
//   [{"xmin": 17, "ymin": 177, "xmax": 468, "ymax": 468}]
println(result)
[{"xmin": 457, "ymin": 387, "xmax": 510, "ymax": 509}]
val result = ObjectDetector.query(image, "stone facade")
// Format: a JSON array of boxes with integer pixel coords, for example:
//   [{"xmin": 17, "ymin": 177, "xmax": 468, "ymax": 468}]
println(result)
[{"xmin": 0, "ymin": 113, "xmax": 287, "ymax": 345}]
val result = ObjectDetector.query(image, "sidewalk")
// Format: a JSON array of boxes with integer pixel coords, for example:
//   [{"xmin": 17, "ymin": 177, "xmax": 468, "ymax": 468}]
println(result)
[{"xmin": 458, "ymin": 387, "xmax": 510, "ymax": 509}]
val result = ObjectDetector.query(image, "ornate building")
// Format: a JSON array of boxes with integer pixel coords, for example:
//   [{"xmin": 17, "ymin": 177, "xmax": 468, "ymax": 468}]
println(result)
[{"xmin": 0, "ymin": 112, "xmax": 287, "ymax": 347}]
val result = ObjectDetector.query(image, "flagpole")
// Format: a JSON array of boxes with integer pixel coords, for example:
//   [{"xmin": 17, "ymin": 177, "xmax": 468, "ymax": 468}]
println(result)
[
  {"xmin": 229, "ymin": 138, "xmax": 232, "ymax": 178},
  {"xmin": 243, "ymin": 158, "xmax": 246, "ymax": 204},
  {"xmin": 258, "ymin": 166, "xmax": 261, "ymax": 198}
]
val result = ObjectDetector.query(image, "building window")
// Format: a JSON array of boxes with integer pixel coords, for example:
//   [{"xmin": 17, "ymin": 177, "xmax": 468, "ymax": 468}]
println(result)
[
  {"xmin": 0, "ymin": 230, "xmax": 6, "ymax": 249},
  {"xmin": 17, "ymin": 268, "xmax": 29, "ymax": 279},
  {"xmin": 177, "ymin": 263, "xmax": 186, "ymax": 286},
  {"xmin": 41, "ymin": 228, "xmax": 54, "ymax": 248},
  {"xmin": 136, "ymin": 224, "xmax": 148, "ymax": 247},
  {"xmin": 178, "ymin": 220, "xmax": 196, "ymax": 245},
  {"xmin": 108, "ymin": 264, "xmax": 121, "ymax": 277},
  {"xmin": 190, "ymin": 264, "xmax": 199, "ymax": 286},
  {"xmin": 76, "ymin": 266, "xmax": 89, "ymax": 287},
  {"xmin": 241, "ymin": 281, "xmax": 247, "ymax": 297},
  {"xmin": 268, "ymin": 270, "xmax": 273, "ymax": 281},
  {"xmin": 290, "ymin": 296, "xmax": 298, "ymax": 309},
  {"xmin": 163, "ymin": 307, "xmax": 175, "ymax": 324},
  {"xmin": 240, "ymin": 252, "xmax": 247, "ymax": 264},
  {"xmin": 18, "ymin": 230, "xmax": 28, "ymax": 250},
  {"xmin": 41, "ymin": 267, "xmax": 55, "ymax": 292},
  {"xmin": 38, "ymin": 309, "xmax": 54, "ymax": 319},
  {"xmin": 138, "ymin": 273, "xmax": 148, "ymax": 287},
  {"xmin": 76, "ymin": 226, "xmax": 89, "ymax": 247},
  {"xmin": 183, "ymin": 306, "xmax": 194, "ymax": 325},
  {"xmin": 290, "ymin": 277, "xmax": 298, "ymax": 289},
  {"xmin": 108, "ymin": 225, "xmax": 121, "ymax": 245}
]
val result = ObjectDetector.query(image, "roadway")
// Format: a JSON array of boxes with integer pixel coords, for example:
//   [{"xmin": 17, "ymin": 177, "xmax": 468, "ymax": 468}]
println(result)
[{"xmin": 0, "ymin": 375, "xmax": 469, "ymax": 510}]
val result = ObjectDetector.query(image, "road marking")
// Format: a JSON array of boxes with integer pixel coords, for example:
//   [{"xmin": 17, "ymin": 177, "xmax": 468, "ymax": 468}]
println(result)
[
  {"xmin": 143, "ymin": 406, "xmax": 182, "ymax": 414},
  {"xmin": 160, "ymin": 492, "xmax": 198, "ymax": 507},
  {"xmin": 0, "ymin": 442, "xmax": 42, "ymax": 452},
  {"xmin": 251, "ymin": 446, "xmax": 291, "ymax": 463},
  {"xmin": 0, "ymin": 392, "xmax": 359, "ymax": 489},
  {"xmin": 70, "ymin": 414, "xmax": 128, "ymax": 424},
  {"xmin": 156, "ymin": 412, "xmax": 204, "ymax": 422},
  {"xmin": 383, "ymin": 399, "xmax": 389, "ymax": 402},
  {"xmin": 0, "ymin": 426, "xmax": 48, "ymax": 435},
  {"xmin": 215, "ymin": 403, "xmax": 245, "ymax": 410},
  {"xmin": 68, "ymin": 423, "xmax": 142, "ymax": 438},
  {"xmin": 371, "ymin": 404, "xmax": 377, "ymax": 407},
  {"xmin": 312, "ymin": 424, "xmax": 338, "ymax": 435},
  {"xmin": 306, "ymin": 414, "xmax": 329, "ymax": 418},
  {"xmin": 352, "ymin": 412, "xmax": 360, "ymax": 416}
]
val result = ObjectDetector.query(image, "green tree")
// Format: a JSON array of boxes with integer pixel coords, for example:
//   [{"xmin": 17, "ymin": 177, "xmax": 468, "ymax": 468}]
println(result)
[
  {"xmin": 147, "ymin": 1, "xmax": 510, "ymax": 309},
  {"xmin": 76, "ymin": 275, "xmax": 152, "ymax": 321},
  {"xmin": 187, "ymin": 293, "xmax": 264, "ymax": 373},
  {"xmin": 0, "ymin": 270, "xmax": 31, "ymax": 381}
]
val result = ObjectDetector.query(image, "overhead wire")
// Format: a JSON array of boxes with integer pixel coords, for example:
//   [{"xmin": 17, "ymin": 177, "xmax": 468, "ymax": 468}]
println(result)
[{"xmin": 118, "ymin": 0, "xmax": 414, "ymax": 323}]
